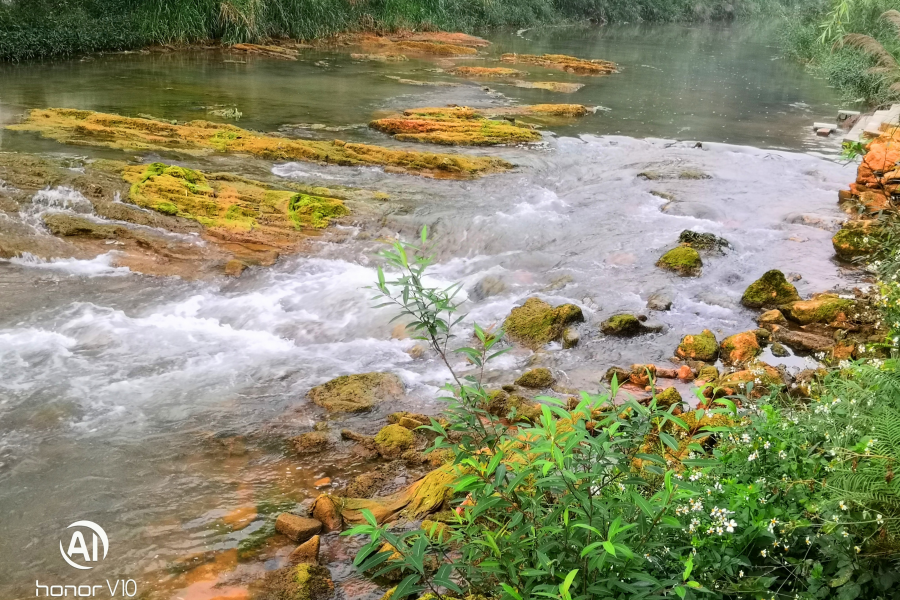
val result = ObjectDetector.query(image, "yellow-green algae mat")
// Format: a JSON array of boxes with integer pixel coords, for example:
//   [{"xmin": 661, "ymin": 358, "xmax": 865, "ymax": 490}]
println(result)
[
  {"xmin": 369, "ymin": 105, "xmax": 589, "ymax": 146},
  {"xmin": 123, "ymin": 162, "xmax": 349, "ymax": 246},
  {"xmin": 8, "ymin": 109, "xmax": 512, "ymax": 179}
]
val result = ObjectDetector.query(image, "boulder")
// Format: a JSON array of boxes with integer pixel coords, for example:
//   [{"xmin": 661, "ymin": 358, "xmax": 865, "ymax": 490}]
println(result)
[
  {"xmin": 696, "ymin": 365, "xmax": 719, "ymax": 382},
  {"xmin": 515, "ymin": 368, "xmax": 554, "ymax": 388},
  {"xmin": 257, "ymin": 564, "xmax": 334, "ymax": 600},
  {"xmin": 288, "ymin": 535, "xmax": 320, "ymax": 565},
  {"xmin": 373, "ymin": 424, "xmax": 415, "ymax": 458},
  {"xmin": 307, "ymin": 372, "xmax": 404, "ymax": 413},
  {"xmin": 714, "ymin": 361, "xmax": 784, "ymax": 396},
  {"xmin": 678, "ymin": 230, "xmax": 731, "ymax": 252},
  {"xmin": 656, "ymin": 246, "xmax": 702, "ymax": 276},
  {"xmin": 275, "ymin": 514, "xmax": 323, "ymax": 543},
  {"xmin": 675, "ymin": 330, "xmax": 718, "ymax": 362},
  {"xmin": 503, "ymin": 297, "xmax": 584, "ymax": 349},
  {"xmin": 719, "ymin": 331, "xmax": 761, "ymax": 366},
  {"xmin": 784, "ymin": 294, "xmax": 855, "ymax": 325},
  {"xmin": 741, "ymin": 270, "xmax": 801, "ymax": 309}
]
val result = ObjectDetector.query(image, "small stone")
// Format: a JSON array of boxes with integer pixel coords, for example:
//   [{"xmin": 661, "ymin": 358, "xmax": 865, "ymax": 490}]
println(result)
[
  {"xmin": 562, "ymin": 326, "xmax": 580, "ymax": 349},
  {"xmin": 515, "ymin": 368, "xmax": 555, "ymax": 388},
  {"xmin": 676, "ymin": 365, "xmax": 694, "ymax": 380},
  {"xmin": 816, "ymin": 127, "xmax": 831, "ymax": 137},
  {"xmin": 758, "ymin": 309, "xmax": 788, "ymax": 328},
  {"xmin": 275, "ymin": 513, "xmax": 323, "ymax": 543},
  {"xmin": 604, "ymin": 366, "xmax": 630, "ymax": 383},
  {"xmin": 289, "ymin": 535, "xmax": 320, "ymax": 565},
  {"xmin": 647, "ymin": 292, "xmax": 673, "ymax": 311},
  {"xmin": 771, "ymin": 343, "xmax": 790, "ymax": 357},
  {"xmin": 398, "ymin": 416, "xmax": 424, "ymax": 430}
]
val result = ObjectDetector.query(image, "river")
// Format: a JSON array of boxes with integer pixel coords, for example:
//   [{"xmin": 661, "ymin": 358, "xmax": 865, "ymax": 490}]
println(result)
[{"xmin": 0, "ymin": 22, "xmax": 858, "ymax": 600}]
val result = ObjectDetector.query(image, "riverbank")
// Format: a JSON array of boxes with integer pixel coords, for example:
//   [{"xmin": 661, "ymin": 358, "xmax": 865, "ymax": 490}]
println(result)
[{"xmin": 0, "ymin": 0, "xmax": 801, "ymax": 62}]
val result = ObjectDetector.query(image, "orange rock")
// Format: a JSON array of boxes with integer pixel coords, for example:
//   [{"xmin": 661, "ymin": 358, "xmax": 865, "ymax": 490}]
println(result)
[
  {"xmin": 222, "ymin": 505, "xmax": 257, "ymax": 531},
  {"xmin": 312, "ymin": 495, "xmax": 343, "ymax": 532},
  {"xmin": 676, "ymin": 365, "xmax": 694, "ymax": 380},
  {"xmin": 719, "ymin": 331, "xmax": 761, "ymax": 366},
  {"xmin": 314, "ymin": 477, "xmax": 331, "ymax": 487}
]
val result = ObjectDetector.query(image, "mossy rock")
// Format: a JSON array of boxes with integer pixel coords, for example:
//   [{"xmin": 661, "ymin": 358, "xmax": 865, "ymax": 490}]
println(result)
[
  {"xmin": 771, "ymin": 343, "xmax": 790, "ymax": 357},
  {"xmin": 600, "ymin": 313, "xmax": 642, "ymax": 336},
  {"xmin": 290, "ymin": 432, "xmax": 330, "ymax": 454},
  {"xmin": 656, "ymin": 246, "xmax": 702, "ymax": 277},
  {"xmin": 740, "ymin": 270, "xmax": 801, "ymax": 309},
  {"xmin": 503, "ymin": 297, "xmax": 584, "ymax": 349},
  {"xmin": 656, "ymin": 387, "xmax": 683, "ymax": 409},
  {"xmin": 604, "ymin": 366, "xmax": 631, "ymax": 384},
  {"xmin": 675, "ymin": 330, "xmax": 718, "ymax": 362},
  {"xmin": 697, "ymin": 365, "xmax": 719, "ymax": 382},
  {"xmin": 307, "ymin": 372, "xmax": 403, "ymax": 413},
  {"xmin": 719, "ymin": 331, "xmax": 761, "ymax": 366},
  {"xmin": 678, "ymin": 230, "xmax": 731, "ymax": 252},
  {"xmin": 373, "ymin": 424, "xmax": 415, "ymax": 458},
  {"xmin": 714, "ymin": 361, "xmax": 784, "ymax": 396},
  {"xmin": 757, "ymin": 309, "xmax": 788, "ymax": 328},
  {"xmin": 832, "ymin": 220, "xmax": 880, "ymax": 260},
  {"xmin": 515, "ymin": 368, "xmax": 554, "ymax": 388},
  {"xmin": 257, "ymin": 563, "xmax": 334, "ymax": 600},
  {"xmin": 784, "ymin": 294, "xmax": 856, "ymax": 325}
]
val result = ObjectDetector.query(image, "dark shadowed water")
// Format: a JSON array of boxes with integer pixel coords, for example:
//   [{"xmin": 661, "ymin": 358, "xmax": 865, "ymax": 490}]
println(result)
[{"xmin": 0, "ymin": 22, "xmax": 857, "ymax": 600}]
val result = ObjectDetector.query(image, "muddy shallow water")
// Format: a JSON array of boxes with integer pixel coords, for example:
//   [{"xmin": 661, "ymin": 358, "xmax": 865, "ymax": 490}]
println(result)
[{"xmin": 0, "ymin": 22, "xmax": 859, "ymax": 600}]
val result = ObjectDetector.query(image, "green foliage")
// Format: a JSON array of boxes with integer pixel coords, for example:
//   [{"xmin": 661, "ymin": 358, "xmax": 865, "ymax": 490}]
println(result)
[
  {"xmin": 2, "ymin": 0, "xmax": 805, "ymax": 62},
  {"xmin": 348, "ymin": 227, "xmax": 900, "ymax": 600}
]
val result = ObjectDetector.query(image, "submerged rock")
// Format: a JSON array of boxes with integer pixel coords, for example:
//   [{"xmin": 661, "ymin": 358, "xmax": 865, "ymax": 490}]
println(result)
[
  {"xmin": 509, "ymin": 80, "xmax": 585, "ymax": 93},
  {"xmin": 503, "ymin": 297, "xmax": 584, "ymax": 349},
  {"xmin": 719, "ymin": 331, "xmax": 761, "ymax": 367},
  {"xmin": 370, "ymin": 106, "xmax": 541, "ymax": 146},
  {"xmin": 784, "ymin": 293, "xmax": 856, "ymax": 325},
  {"xmin": 740, "ymin": 270, "xmax": 801, "ymax": 309},
  {"xmin": 447, "ymin": 66, "xmax": 524, "ymax": 77},
  {"xmin": 646, "ymin": 291, "xmax": 673, "ymax": 311},
  {"xmin": 500, "ymin": 53, "xmax": 618, "ymax": 75},
  {"xmin": 257, "ymin": 563, "xmax": 334, "ymax": 600},
  {"xmin": 307, "ymin": 372, "xmax": 404, "ymax": 413},
  {"xmin": 9, "ymin": 109, "xmax": 512, "ymax": 180},
  {"xmin": 515, "ymin": 367, "xmax": 554, "ymax": 388},
  {"xmin": 675, "ymin": 330, "xmax": 718, "ymax": 362},
  {"xmin": 656, "ymin": 246, "xmax": 702, "ymax": 277},
  {"xmin": 291, "ymin": 432, "xmax": 330, "ymax": 454},
  {"xmin": 561, "ymin": 326, "xmax": 580, "ymax": 349}
]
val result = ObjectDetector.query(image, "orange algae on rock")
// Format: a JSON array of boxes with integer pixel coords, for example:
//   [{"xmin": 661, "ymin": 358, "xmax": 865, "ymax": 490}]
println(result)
[
  {"xmin": 509, "ymin": 81, "xmax": 585, "ymax": 93},
  {"xmin": 447, "ymin": 66, "xmax": 524, "ymax": 77},
  {"xmin": 9, "ymin": 109, "xmax": 512, "ymax": 179},
  {"xmin": 370, "ymin": 106, "xmax": 541, "ymax": 146},
  {"xmin": 394, "ymin": 40, "xmax": 477, "ymax": 55},
  {"xmin": 501, "ymin": 53, "xmax": 618, "ymax": 75},
  {"xmin": 123, "ymin": 163, "xmax": 349, "ymax": 246}
]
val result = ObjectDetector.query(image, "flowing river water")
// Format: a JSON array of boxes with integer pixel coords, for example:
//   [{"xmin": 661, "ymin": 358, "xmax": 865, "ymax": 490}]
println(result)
[{"xmin": 0, "ymin": 22, "xmax": 861, "ymax": 600}]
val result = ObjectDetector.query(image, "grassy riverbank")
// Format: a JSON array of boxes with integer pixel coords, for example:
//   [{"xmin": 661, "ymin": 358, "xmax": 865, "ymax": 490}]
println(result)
[
  {"xmin": 781, "ymin": 0, "xmax": 900, "ymax": 106},
  {"xmin": 0, "ymin": 0, "xmax": 799, "ymax": 62}
]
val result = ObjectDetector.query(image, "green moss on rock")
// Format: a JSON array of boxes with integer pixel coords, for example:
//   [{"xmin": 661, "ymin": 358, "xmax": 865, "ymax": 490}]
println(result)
[
  {"xmin": 697, "ymin": 365, "xmax": 719, "ymax": 382},
  {"xmin": 785, "ymin": 294, "xmax": 856, "ymax": 325},
  {"xmin": 656, "ymin": 246, "xmax": 702, "ymax": 277},
  {"xmin": 515, "ymin": 367, "xmax": 554, "ymax": 388},
  {"xmin": 374, "ymin": 424, "xmax": 415, "ymax": 458},
  {"xmin": 600, "ymin": 313, "xmax": 642, "ymax": 336},
  {"xmin": 257, "ymin": 563, "xmax": 334, "ymax": 600},
  {"xmin": 740, "ymin": 270, "xmax": 801, "ymax": 309},
  {"xmin": 656, "ymin": 387, "xmax": 683, "ymax": 408},
  {"xmin": 675, "ymin": 330, "xmax": 718, "ymax": 362},
  {"xmin": 832, "ymin": 220, "xmax": 880, "ymax": 261},
  {"xmin": 719, "ymin": 331, "xmax": 761, "ymax": 366},
  {"xmin": 307, "ymin": 372, "xmax": 403, "ymax": 413},
  {"xmin": 503, "ymin": 297, "xmax": 584, "ymax": 349}
]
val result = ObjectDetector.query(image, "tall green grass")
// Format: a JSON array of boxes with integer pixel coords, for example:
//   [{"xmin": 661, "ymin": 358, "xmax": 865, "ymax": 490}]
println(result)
[
  {"xmin": 0, "ymin": 0, "xmax": 801, "ymax": 62},
  {"xmin": 781, "ymin": 0, "xmax": 900, "ymax": 105}
]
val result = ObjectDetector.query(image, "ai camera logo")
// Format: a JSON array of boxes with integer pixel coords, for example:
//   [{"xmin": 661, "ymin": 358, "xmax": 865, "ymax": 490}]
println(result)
[{"xmin": 60, "ymin": 521, "xmax": 108, "ymax": 570}]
